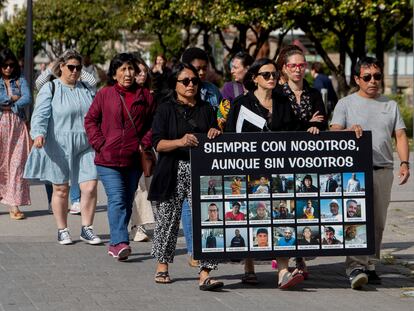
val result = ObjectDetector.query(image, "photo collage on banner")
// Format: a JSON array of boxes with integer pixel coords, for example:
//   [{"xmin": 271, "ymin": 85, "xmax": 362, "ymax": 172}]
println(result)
[{"xmin": 199, "ymin": 172, "xmax": 368, "ymax": 254}]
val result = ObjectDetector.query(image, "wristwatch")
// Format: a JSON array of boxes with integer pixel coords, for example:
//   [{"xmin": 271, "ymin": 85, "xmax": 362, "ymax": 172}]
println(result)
[{"xmin": 400, "ymin": 161, "xmax": 410, "ymax": 169}]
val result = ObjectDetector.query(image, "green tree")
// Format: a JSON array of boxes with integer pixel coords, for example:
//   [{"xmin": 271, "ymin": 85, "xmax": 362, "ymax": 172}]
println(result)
[
  {"xmin": 275, "ymin": 0, "xmax": 413, "ymax": 96},
  {"xmin": 4, "ymin": 0, "xmax": 128, "ymax": 61}
]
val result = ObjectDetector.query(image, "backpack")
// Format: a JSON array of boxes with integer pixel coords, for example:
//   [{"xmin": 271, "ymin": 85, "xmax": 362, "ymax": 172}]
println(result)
[{"xmin": 49, "ymin": 79, "xmax": 90, "ymax": 99}]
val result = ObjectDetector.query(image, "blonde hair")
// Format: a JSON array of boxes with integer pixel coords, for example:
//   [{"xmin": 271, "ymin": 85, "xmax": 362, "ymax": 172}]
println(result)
[{"xmin": 52, "ymin": 50, "xmax": 82, "ymax": 77}]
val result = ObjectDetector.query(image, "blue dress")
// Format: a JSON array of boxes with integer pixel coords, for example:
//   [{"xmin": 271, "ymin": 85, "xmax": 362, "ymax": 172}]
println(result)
[{"xmin": 24, "ymin": 79, "xmax": 97, "ymax": 185}]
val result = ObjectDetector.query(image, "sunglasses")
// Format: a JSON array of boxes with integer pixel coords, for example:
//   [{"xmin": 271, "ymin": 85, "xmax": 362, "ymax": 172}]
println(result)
[
  {"xmin": 285, "ymin": 63, "xmax": 307, "ymax": 71},
  {"xmin": 2, "ymin": 63, "xmax": 15, "ymax": 69},
  {"xmin": 177, "ymin": 77, "xmax": 200, "ymax": 86},
  {"xmin": 359, "ymin": 73, "xmax": 382, "ymax": 82},
  {"xmin": 66, "ymin": 64, "xmax": 82, "ymax": 72},
  {"xmin": 257, "ymin": 71, "xmax": 277, "ymax": 80}
]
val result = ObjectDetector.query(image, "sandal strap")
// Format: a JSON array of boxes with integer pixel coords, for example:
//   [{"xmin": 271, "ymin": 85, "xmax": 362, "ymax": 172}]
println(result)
[{"xmin": 155, "ymin": 271, "xmax": 169, "ymax": 277}]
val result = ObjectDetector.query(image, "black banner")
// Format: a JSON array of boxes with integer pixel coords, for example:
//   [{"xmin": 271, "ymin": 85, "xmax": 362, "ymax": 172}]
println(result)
[{"xmin": 191, "ymin": 131, "xmax": 374, "ymax": 259}]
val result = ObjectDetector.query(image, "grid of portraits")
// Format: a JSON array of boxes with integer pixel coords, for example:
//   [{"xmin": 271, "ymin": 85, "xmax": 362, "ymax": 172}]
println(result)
[{"xmin": 199, "ymin": 173, "xmax": 368, "ymax": 253}]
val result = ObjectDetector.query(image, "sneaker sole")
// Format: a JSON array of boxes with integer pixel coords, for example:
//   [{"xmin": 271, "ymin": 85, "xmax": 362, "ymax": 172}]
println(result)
[
  {"xmin": 351, "ymin": 274, "xmax": 368, "ymax": 289},
  {"xmin": 108, "ymin": 247, "xmax": 131, "ymax": 261},
  {"xmin": 80, "ymin": 236, "xmax": 102, "ymax": 245},
  {"xmin": 58, "ymin": 240, "xmax": 73, "ymax": 245}
]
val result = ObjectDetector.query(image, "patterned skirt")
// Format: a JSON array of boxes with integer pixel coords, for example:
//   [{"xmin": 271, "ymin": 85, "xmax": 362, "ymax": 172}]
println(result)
[{"xmin": 0, "ymin": 111, "xmax": 31, "ymax": 206}]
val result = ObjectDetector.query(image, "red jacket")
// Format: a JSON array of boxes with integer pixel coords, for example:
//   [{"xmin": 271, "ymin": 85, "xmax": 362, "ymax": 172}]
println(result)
[{"xmin": 84, "ymin": 85, "xmax": 155, "ymax": 167}]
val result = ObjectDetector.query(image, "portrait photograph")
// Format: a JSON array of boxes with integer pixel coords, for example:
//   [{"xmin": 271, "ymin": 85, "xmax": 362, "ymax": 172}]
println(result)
[
  {"xmin": 343, "ymin": 172, "xmax": 365, "ymax": 195},
  {"xmin": 248, "ymin": 200, "xmax": 271, "ymax": 224},
  {"xmin": 224, "ymin": 175, "xmax": 247, "ymax": 199},
  {"xmin": 248, "ymin": 174, "xmax": 271, "ymax": 198},
  {"xmin": 225, "ymin": 227, "xmax": 248, "ymax": 251},
  {"xmin": 344, "ymin": 198, "xmax": 366, "ymax": 222},
  {"xmin": 224, "ymin": 200, "xmax": 247, "ymax": 225},
  {"xmin": 344, "ymin": 224, "xmax": 367, "ymax": 248},
  {"xmin": 250, "ymin": 227, "xmax": 272, "ymax": 251},
  {"xmin": 201, "ymin": 228, "xmax": 224, "ymax": 252},
  {"xmin": 295, "ymin": 173, "xmax": 319, "ymax": 197},
  {"xmin": 296, "ymin": 199, "xmax": 319, "ymax": 223},
  {"xmin": 320, "ymin": 198, "xmax": 343, "ymax": 223},
  {"xmin": 273, "ymin": 226, "xmax": 296, "ymax": 250},
  {"xmin": 272, "ymin": 199, "xmax": 295, "ymax": 223},
  {"xmin": 200, "ymin": 202, "xmax": 223, "ymax": 226},
  {"xmin": 200, "ymin": 175, "xmax": 223, "ymax": 199},
  {"xmin": 271, "ymin": 174, "xmax": 294, "ymax": 197},
  {"xmin": 319, "ymin": 173, "xmax": 342, "ymax": 196},
  {"xmin": 297, "ymin": 225, "xmax": 320, "ymax": 250},
  {"xmin": 321, "ymin": 225, "xmax": 343, "ymax": 249}
]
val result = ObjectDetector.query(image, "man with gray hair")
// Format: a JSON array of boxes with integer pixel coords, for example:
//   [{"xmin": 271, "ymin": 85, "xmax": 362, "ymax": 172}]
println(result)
[{"xmin": 330, "ymin": 57, "xmax": 410, "ymax": 290}]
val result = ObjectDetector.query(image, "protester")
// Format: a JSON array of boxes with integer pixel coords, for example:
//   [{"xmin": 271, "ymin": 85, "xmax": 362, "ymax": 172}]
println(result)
[
  {"xmin": 180, "ymin": 47, "xmax": 224, "ymax": 267},
  {"xmin": 151, "ymin": 54, "xmax": 170, "ymax": 97},
  {"xmin": 218, "ymin": 52, "xmax": 254, "ymax": 130},
  {"xmin": 34, "ymin": 60, "xmax": 97, "ymax": 215},
  {"xmin": 310, "ymin": 61, "xmax": 338, "ymax": 115},
  {"xmin": 330, "ymin": 57, "xmax": 410, "ymax": 289},
  {"xmin": 148, "ymin": 62, "xmax": 223, "ymax": 290},
  {"xmin": 0, "ymin": 48, "xmax": 31, "ymax": 220},
  {"xmin": 85, "ymin": 53, "xmax": 156, "ymax": 259},
  {"xmin": 24, "ymin": 50, "xmax": 100, "ymax": 245},
  {"xmin": 129, "ymin": 56, "xmax": 155, "ymax": 242}
]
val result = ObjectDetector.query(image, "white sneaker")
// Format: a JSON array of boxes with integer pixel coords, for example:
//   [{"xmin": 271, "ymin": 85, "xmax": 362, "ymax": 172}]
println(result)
[
  {"xmin": 130, "ymin": 225, "xmax": 150, "ymax": 242},
  {"xmin": 69, "ymin": 202, "xmax": 81, "ymax": 215},
  {"xmin": 58, "ymin": 228, "xmax": 73, "ymax": 245}
]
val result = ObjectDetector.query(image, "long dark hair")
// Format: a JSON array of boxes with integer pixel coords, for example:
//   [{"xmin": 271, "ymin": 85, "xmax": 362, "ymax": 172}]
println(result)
[
  {"xmin": 107, "ymin": 53, "xmax": 139, "ymax": 86},
  {"xmin": 243, "ymin": 58, "xmax": 277, "ymax": 91},
  {"xmin": 164, "ymin": 62, "xmax": 201, "ymax": 102},
  {"xmin": 0, "ymin": 48, "xmax": 20, "ymax": 79}
]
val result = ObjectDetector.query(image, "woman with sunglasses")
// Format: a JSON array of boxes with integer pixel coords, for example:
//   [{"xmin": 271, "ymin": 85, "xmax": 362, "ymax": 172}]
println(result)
[
  {"xmin": 148, "ymin": 62, "xmax": 223, "ymax": 291},
  {"xmin": 85, "ymin": 53, "xmax": 156, "ymax": 260},
  {"xmin": 0, "ymin": 48, "xmax": 31, "ymax": 220},
  {"xmin": 129, "ymin": 56, "xmax": 155, "ymax": 243},
  {"xmin": 24, "ymin": 50, "xmax": 101, "ymax": 245},
  {"xmin": 226, "ymin": 58, "xmax": 317, "ymax": 289}
]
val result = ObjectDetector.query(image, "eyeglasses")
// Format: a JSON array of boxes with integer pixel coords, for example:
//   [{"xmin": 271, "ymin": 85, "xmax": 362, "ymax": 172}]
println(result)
[
  {"xmin": 285, "ymin": 63, "xmax": 307, "ymax": 71},
  {"xmin": 1, "ymin": 63, "xmax": 15, "ymax": 69},
  {"xmin": 257, "ymin": 71, "xmax": 277, "ymax": 80},
  {"xmin": 177, "ymin": 77, "xmax": 200, "ymax": 86},
  {"xmin": 66, "ymin": 64, "xmax": 82, "ymax": 72},
  {"xmin": 359, "ymin": 73, "xmax": 382, "ymax": 82}
]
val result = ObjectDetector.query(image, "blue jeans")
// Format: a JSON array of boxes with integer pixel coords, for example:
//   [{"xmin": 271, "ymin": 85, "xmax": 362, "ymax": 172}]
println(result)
[
  {"xmin": 45, "ymin": 183, "xmax": 81, "ymax": 204},
  {"xmin": 97, "ymin": 165, "xmax": 140, "ymax": 245},
  {"xmin": 181, "ymin": 199, "xmax": 193, "ymax": 255}
]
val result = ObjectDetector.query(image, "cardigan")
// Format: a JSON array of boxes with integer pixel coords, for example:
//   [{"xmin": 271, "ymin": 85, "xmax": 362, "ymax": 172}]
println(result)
[{"xmin": 148, "ymin": 98, "xmax": 218, "ymax": 201}]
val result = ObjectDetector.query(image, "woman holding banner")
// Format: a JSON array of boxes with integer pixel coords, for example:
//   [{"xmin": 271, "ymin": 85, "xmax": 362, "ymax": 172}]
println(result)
[
  {"xmin": 226, "ymin": 57, "xmax": 325, "ymax": 289},
  {"xmin": 148, "ymin": 63, "xmax": 223, "ymax": 291}
]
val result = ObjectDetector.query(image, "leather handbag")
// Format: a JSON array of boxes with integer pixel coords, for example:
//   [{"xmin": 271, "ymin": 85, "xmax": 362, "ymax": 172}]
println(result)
[{"xmin": 119, "ymin": 94, "xmax": 156, "ymax": 177}]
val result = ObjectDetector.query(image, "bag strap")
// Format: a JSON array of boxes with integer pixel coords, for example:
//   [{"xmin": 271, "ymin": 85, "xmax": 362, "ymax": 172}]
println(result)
[
  {"xmin": 119, "ymin": 93, "xmax": 139, "ymax": 137},
  {"xmin": 175, "ymin": 103, "xmax": 198, "ymax": 130}
]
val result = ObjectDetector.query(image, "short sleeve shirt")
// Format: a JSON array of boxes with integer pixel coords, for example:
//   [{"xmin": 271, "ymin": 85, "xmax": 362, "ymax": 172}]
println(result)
[{"xmin": 330, "ymin": 93, "xmax": 406, "ymax": 167}]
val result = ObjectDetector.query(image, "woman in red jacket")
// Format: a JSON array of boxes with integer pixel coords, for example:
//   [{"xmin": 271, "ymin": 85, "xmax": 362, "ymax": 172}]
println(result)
[{"xmin": 85, "ymin": 53, "xmax": 156, "ymax": 260}]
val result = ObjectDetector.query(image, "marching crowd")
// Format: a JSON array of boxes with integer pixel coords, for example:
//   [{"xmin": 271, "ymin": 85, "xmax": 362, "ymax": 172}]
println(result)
[{"xmin": 0, "ymin": 44, "xmax": 410, "ymax": 291}]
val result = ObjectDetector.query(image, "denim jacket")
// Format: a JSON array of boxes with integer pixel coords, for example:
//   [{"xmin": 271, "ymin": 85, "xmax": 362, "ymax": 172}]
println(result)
[{"xmin": 0, "ymin": 76, "xmax": 31, "ymax": 120}]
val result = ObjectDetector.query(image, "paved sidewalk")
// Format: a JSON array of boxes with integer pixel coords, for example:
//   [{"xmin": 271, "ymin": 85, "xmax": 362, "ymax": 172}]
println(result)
[{"xmin": 0, "ymin": 155, "xmax": 413, "ymax": 311}]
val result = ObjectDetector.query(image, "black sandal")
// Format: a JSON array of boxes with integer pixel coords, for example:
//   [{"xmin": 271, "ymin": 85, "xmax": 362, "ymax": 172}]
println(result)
[
  {"xmin": 199, "ymin": 277, "xmax": 224, "ymax": 291},
  {"xmin": 154, "ymin": 271, "xmax": 172, "ymax": 284}
]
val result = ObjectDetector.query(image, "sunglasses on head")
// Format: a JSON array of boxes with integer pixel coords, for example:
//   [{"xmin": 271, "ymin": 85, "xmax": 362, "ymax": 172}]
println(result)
[
  {"xmin": 1, "ymin": 63, "xmax": 15, "ymax": 69},
  {"xmin": 257, "ymin": 71, "xmax": 277, "ymax": 80},
  {"xmin": 359, "ymin": 73, "xmax": 382, "ymax": 82},
  {"xmin": 66, "ymin": 64, "xmax": 82, "ymax": 72},
  {"xmin": 177, "ymin": 77, "xmax": 200, "ymax": 86}
]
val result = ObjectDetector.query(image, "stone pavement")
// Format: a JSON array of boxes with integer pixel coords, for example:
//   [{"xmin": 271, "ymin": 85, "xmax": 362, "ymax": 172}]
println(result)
[{"xmin": 0, "ymin": 154, "xmax": 413, "ymax": 311}]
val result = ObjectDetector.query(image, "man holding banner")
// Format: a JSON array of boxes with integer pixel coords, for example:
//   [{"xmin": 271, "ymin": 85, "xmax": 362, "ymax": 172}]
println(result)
[{"xmin": 330, "ymin": 57, "xmax": 410, "ymax": 290}]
